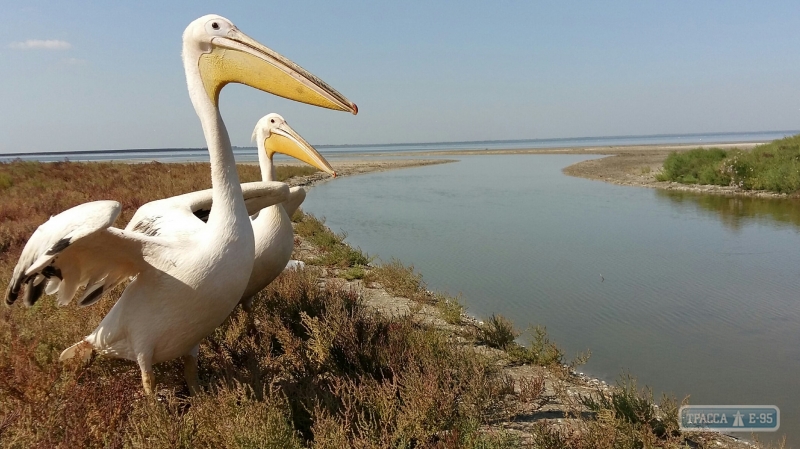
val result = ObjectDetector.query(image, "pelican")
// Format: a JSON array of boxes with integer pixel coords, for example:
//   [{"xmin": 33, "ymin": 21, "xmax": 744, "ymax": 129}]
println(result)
[
  {"xmin": 5, "ymin": 15, "xmax": 357, "ymax": 395},
  {"xmin": 126, "ymin": 113, "xmax": 334, "ymax": 313}
]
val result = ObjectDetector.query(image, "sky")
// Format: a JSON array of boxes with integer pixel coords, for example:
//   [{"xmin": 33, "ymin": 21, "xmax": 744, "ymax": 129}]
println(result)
[{"xmin": 2, "ymin": 1, "xmax": 800, "ymax": 153}]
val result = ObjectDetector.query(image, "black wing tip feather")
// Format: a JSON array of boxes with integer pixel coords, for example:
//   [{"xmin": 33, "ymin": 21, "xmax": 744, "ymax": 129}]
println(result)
[
  {"xmin": 22, "ymin": 279, "xmax": 45, "ymax": 307},
  {"xmin": 79, "ymin": 286, "xmax": 104, "ymax": 307},
  {"xmin": 5, "ymin": 280, "xmax": 19, "ymax": 306},
  {"xmin": 46, "ymin": 237, "xmax": 71, "ymax": 256},
  {"xmin": 6, "ymin": 266, "xmax": 63, "ymax": 307}
]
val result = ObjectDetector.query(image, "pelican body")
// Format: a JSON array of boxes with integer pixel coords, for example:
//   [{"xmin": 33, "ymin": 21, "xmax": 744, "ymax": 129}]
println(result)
[
  {"xmin": 245, "ymin": 113, "xmax": 332, "ymax": 306},
  {"xmin": 5, "ymin": 15, "xmax": 357, "ymax": 394},
  {"xmin": 130, "ymin": 113, "xmax": 336, "ymax": 311}
]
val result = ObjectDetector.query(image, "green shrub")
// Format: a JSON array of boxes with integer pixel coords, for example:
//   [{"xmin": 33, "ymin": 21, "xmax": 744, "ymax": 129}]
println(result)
[
  {"xmin": 580, "ymin": 373, "xmax": 679, "ymax": 439},
  {"xmin": 435, "ymin": 293, "xmax": 465, "ymax": 325},
  {"xmin": 0, "ymin": 172, "xmax": 12, "ymax": 191},
  {"xmin": 507, "ymin": 326, "xmax": 564, "ymax": 366},
  {"xmin": 478, "ymin": 314, "xmax": 518, "ymax": 350},
  {"xmin": 724, "ymin": 135, "xmax": 800, "ymax": 193},
  {"xmin": 341, "ymin": 265, "xmax": 365, "ymax": 280},
  {"xmin": 657, "ymin": 134, "xmax": 800, "ymax": 194},
  {"xmin": 656, "ymin": 148, "xmax": 730, "ymax": 185}
]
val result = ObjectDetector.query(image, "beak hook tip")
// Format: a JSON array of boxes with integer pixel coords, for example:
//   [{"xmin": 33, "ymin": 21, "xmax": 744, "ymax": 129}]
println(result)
[{"xmin": 351, "ymin": 103, "xmax": 358, "ymax": 115}]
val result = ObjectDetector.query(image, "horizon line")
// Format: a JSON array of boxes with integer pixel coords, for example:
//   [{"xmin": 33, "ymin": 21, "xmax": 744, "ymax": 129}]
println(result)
[{"xmin": 1, "ymin": 129, "xmax": 798, "ymax": 158}]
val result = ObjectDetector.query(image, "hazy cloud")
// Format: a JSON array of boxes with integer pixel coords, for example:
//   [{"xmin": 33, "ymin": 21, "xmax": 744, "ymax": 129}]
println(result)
[
  {"xmin": 8, "ymin": 39, "xmax": 72, "ymax": 50},
  {"xmin": 61, "ymin": 57, "xmax": 86, "ymax": 65}
]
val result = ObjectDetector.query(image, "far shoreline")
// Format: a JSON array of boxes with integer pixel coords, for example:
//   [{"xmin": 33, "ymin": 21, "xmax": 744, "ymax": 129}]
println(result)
[{"xmin": 300, "ymin": 141, "xmax": 794, "ymax": 199}]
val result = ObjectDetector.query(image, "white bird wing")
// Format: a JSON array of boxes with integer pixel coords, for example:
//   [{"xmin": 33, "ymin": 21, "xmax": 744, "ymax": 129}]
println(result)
[
  {"xmin": 6, "ymin": 200, "xmax": 167, "ymax": 308},
  {"xmin": 283, "ymin": 187, "xmax": 307, "ymax": 218},
  {"xmin": 126, "ymin": 181, "xmax": 289, "ymax": 231}
]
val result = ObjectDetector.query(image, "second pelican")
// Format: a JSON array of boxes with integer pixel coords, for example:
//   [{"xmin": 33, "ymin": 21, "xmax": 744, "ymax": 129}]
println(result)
[{"xmin": 127, "ymin": 113, "xmax": 334, "ymax": 310}]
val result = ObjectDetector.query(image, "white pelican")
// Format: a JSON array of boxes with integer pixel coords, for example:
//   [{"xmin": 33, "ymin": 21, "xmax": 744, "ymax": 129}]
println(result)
[
  {"xmin": 5, "ymin": 15, "xmax": 357, "ymax": 395},
  {"xmin": 126, "ymin": 113, "xmax": 334, "ymax": 313}
]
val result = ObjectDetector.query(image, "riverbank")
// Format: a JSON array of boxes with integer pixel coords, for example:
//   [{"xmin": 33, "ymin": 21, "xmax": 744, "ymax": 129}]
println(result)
[
  {"xmin": 557, "ymin": 143, "xmax": 799, "ymax": 198},
  {"xmin": 342, "ymin": 141, "xmax": 788, "ymax": 198},
  {"xmin": 292, "ymin": 157, "xmax": 774, "ymax": 448},
  {"xmin": 290, "ymin": 226, "xmax": 767, "ymax": 448}
]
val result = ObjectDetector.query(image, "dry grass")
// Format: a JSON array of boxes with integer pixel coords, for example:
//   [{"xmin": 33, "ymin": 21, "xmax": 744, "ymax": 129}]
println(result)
[
  {"xmin": 364, "ymin": 258, "xmax": 428, "ymax": 302},
  {"xmin": 0, "ymin": 160, "xmax": 317, "ymax": 264}
]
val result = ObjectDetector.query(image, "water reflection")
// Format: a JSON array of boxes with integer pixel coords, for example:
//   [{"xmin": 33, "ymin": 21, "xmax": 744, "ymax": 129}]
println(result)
[{"xmin": 656, "ymin": 190, "xmax": 800, "ymax": 232}]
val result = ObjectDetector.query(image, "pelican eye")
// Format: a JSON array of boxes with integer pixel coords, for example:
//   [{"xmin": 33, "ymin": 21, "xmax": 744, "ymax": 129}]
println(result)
[
  {"xmin": 270, "ymin": 119, "xmax": 275, "ymax": 123},
  {"xmin": 211, "ymin": 22, "xmax": 219, "ymax": 30}
]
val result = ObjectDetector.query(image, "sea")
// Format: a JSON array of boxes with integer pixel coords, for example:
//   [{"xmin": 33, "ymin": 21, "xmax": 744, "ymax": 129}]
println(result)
[{"xmin": 1, "ymin": 130, "xmax": 797, "ymax": 163}]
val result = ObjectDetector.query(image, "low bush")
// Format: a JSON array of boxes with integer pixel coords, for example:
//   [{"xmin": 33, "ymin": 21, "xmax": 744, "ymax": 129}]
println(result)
[
  {"xmin": 657, "ymin": 134, "xmax": 800, "ymax": 194},
  {"xmin": 478, "ymin": 314, "xmax": 518, "ymax": 350},
  {"xmin": 655, "ymin": 148, "xmax": 730, "ymax": 185},
  {"xmin": 435, "ymin": 293, "xmax": 465, "ymax": 325},
  {"xmin": 507, "ymin": 326, "xmax": 564, "ymax": 366}
]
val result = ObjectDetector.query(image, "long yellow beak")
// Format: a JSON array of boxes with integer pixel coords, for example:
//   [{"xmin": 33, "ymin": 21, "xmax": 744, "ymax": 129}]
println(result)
[
  {"xmin": 198, "ymin": 28, "xmax": 358, "ymax": 114},
  {"xmin": 265, "ymin": 123, "xmax": 336, "ymax": 177}
]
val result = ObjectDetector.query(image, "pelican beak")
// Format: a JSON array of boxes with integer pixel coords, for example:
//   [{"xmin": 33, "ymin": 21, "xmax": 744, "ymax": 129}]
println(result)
[
  {"xmin": 198, "ymin": 28, "xmax": 358, "ymax": 114},
  {"xmin": 265, "ymin": 122, "xmax": 336, "ymax": 177}
]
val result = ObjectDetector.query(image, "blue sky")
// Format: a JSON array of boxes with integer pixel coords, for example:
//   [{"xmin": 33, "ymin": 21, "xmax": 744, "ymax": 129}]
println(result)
[{"xmin": 2, "ymin": 1, "xmax": 799, "ymax": 153}]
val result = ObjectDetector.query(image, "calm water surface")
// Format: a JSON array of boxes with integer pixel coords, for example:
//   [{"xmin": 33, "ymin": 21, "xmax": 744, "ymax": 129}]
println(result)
[
  {"xmin": 303, "ymin": 155, "xmax": 800, "ymax": 443},
  {"xmin": 2, "ymin": 130, "xmax": 797, "ymax": 162}
]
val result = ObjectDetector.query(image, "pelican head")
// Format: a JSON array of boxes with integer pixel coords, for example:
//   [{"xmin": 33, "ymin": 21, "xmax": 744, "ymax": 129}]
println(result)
[
  {"xmin": 182, "ymin": 14, "xmax": 358, "ymax": 113},
  {"xmin": 253, "ymin": 113, "xmax": 336, "ymax": 177}
]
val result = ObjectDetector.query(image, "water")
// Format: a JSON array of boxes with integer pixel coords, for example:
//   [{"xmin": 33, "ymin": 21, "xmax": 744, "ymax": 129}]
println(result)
[
  {"xmin": 302, "ymin": 155, "xmax": 800, "ymax": 443},
  {"xmin": 1, "ymin": 130, "xmax": 797, "ymax": 162}
]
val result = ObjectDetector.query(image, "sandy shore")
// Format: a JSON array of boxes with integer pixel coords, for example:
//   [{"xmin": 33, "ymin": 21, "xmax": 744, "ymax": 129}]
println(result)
[
  {"xmin": 272, "ymin": 158, "xmax": 455, "ymax": 188},
  {"xmin": 292, "ymin": 141, "xmax": 792, "ymax": 199},
  {"xmin": 556, "ymin": 143, "xmax": 797, "ymax": 198}
]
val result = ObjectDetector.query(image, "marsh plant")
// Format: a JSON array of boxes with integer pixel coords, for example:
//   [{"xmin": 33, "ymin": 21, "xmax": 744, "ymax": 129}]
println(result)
[{"xmin": 657, "ymin": 134, "xmax": 800, "ymax": 194}]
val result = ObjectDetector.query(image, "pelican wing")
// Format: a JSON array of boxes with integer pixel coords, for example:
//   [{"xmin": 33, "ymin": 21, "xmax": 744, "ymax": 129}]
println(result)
[
  {"xmin": 6, "ymin": 200, "xmax": 166, "ymax": 308},
  {"xmin": 127, "ymin": 181, "xmax": 289, "ymax": 230},
  {"xmin": 283, "ymin": 187, "xmax": 307, "ymax": 217}
]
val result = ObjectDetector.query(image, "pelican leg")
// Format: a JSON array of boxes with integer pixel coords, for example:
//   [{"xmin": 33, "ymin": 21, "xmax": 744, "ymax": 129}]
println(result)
[
  {"xmin": 183, "ymin": 346, "xmax": 201, "ymax": 395},
  {"xmin": 241, "ymin": 296, "xmax": 254, "ymax": 314},
  {"xmin": 137, "ymin": 353, "xmax": 155, "ymax": 395},
  {"xmin": 240, "ymin": 296, "xmax": 260, "ymax": 333}
]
